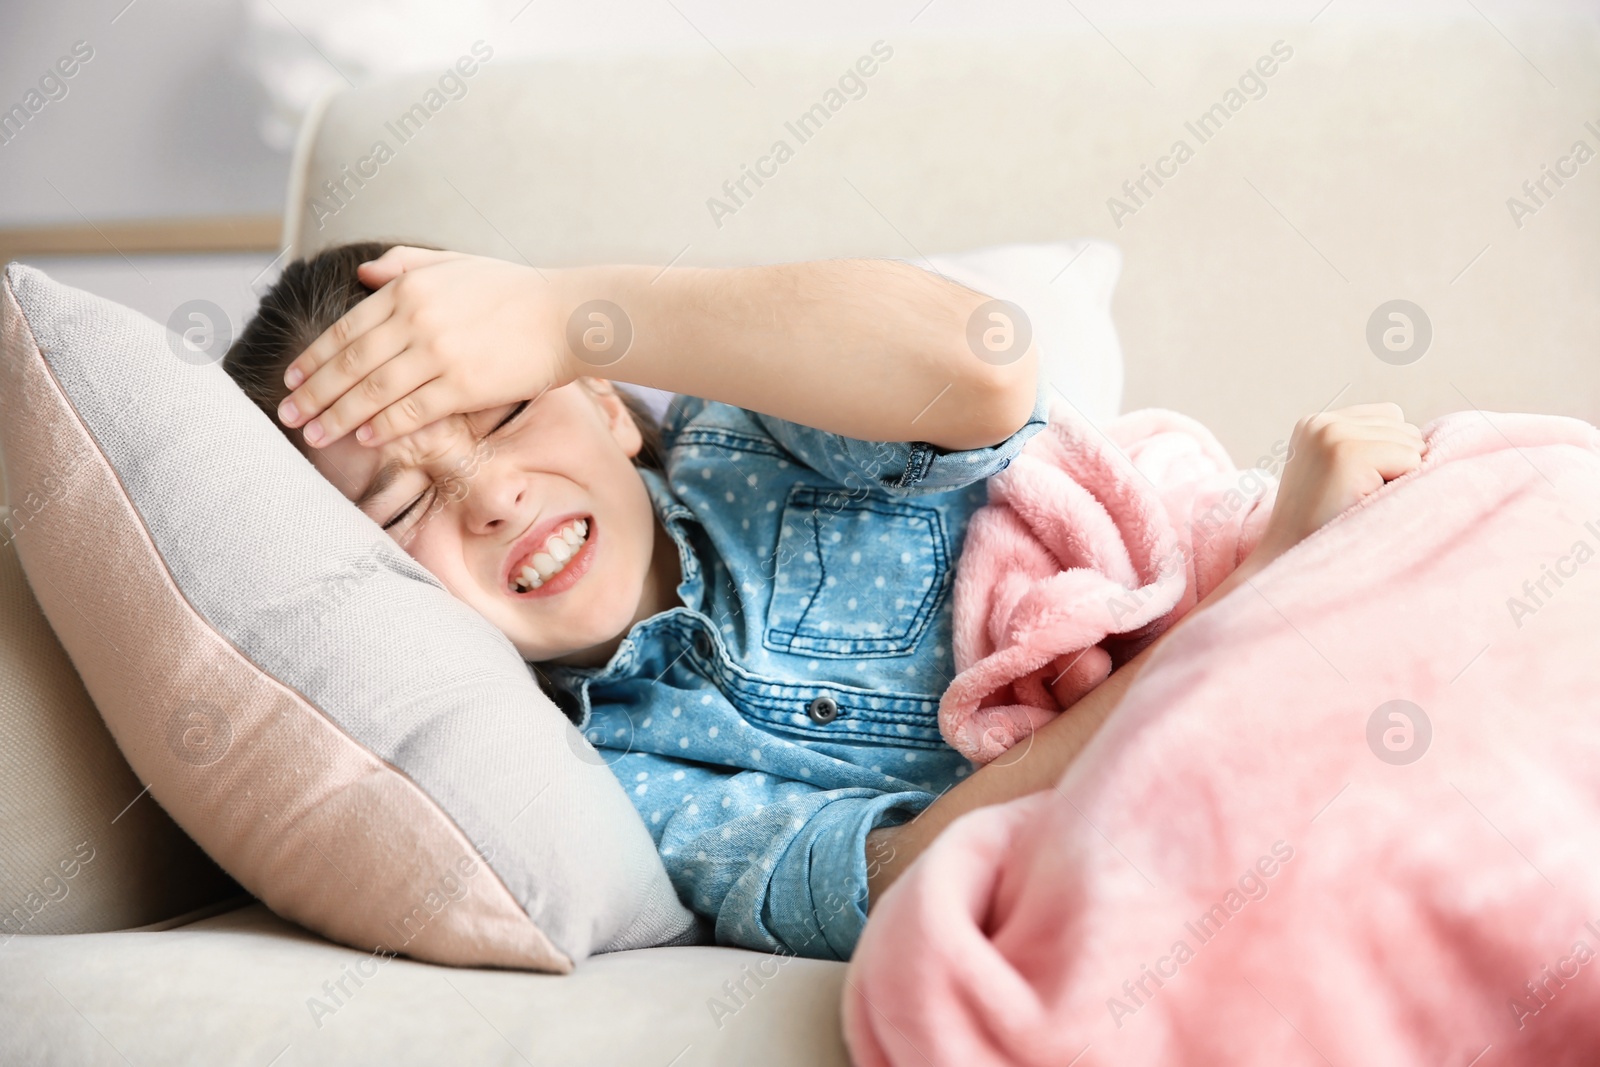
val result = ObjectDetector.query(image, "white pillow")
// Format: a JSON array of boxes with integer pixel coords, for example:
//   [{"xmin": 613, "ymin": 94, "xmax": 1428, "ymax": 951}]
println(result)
[{"xmin": 917, "ymin": 240, "xmax": 1124, "ymax": 423}]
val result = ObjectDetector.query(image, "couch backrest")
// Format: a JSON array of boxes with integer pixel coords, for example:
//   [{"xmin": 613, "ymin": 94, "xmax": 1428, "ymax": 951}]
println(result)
[
  {"xmin": 0, "ymin": 524, "xmax": 240, "ymax": 937},
  {"xmin": 286, "ymin": 22, "xmax": 1600, "ymax": 460}
]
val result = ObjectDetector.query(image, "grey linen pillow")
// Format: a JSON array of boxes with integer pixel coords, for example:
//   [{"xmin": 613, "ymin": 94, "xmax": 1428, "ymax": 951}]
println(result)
[{"xmin": 0, "ymin": 264, "xmax": 702, "ymax": 970}]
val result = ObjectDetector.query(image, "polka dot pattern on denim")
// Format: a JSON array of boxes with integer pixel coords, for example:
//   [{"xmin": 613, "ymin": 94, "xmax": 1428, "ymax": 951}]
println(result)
[{"xmin": 538, "ymin": 389, "xmax": 1050, "ymax": 960}]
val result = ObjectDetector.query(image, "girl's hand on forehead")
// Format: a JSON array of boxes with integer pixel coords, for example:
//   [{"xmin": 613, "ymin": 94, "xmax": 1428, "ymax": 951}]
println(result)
[{"xmin": 276, "ymin": 246, "xmax": 578, "ymax": 448}]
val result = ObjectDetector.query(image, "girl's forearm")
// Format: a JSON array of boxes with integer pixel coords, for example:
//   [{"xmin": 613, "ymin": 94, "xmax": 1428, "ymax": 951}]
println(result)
[
  {"xmin": 865, "ymin": 551, "xmax": 1272, "ymax": 908},
  {"xmin": 553, "ymin": 260, "xmax": 1039, "ymax": 451}
]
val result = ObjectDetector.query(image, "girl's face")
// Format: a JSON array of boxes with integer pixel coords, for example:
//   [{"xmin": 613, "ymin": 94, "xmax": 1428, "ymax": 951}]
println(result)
[{"xmin": 306, "ymin": 378, "xmax": 670, "ymax": 667}]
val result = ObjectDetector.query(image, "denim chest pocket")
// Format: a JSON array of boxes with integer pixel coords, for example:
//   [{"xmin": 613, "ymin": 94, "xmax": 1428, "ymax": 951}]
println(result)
[{"xmin": 763, "ymin": 486, "xmax": 949, "ymax": 658}]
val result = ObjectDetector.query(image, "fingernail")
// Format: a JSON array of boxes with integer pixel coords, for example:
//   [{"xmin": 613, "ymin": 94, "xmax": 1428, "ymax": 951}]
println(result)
[
  {"xmin": 303, "ymin": 419, "xmax": 324, "ymax": 445},
  {"xmin": 278, "ymin": 399, "xmax": 299, "ymax": 424},
  {"xmin": 284, "ymin": 367, "xmax": 304, "ymax": 389},
  {"xmin": 356, "ymin": 424, "xmax": 373, "ymax": 443}
]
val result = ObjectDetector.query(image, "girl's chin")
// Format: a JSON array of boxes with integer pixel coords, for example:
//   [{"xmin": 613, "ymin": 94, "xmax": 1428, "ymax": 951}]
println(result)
[{"xmin": 514, "ymin": 615, "xmax": 630, "ymax": 669}]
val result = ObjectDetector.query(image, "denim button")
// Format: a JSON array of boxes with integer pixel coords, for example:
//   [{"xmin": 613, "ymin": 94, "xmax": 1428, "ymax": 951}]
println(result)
[
  {"xmin": 807, "ymin": 695, "xmax": 839, "ymax": 724},
  {"xmin": 694, "ymin": 631, "xmax": 712, "ymax": 659}
]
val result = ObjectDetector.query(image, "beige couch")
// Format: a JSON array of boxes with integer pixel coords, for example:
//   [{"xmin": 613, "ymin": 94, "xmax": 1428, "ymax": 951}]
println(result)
[{"xmin": 4, "ymin": 18, "xmax": 1598, "ymax": 1065}]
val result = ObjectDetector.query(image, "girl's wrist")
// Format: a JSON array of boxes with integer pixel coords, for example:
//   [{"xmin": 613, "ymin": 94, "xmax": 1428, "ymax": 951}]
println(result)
[
  {"xmin": 1200, "ymin": 548, "xmax": 1269, "ymax": 611},
  {"xmin": 1237, "ymin": 534, "xmax": 1288, "ymax": 580},
  {"xmin": 548, "ymin": 264, "xmax": 670, "ymax": 390},
  {"xmin": 544, "ymin": 266, "xmax": 589, "ymax": 388}
]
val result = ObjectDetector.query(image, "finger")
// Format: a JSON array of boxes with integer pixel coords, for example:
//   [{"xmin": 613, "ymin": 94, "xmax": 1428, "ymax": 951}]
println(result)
[
  {"xmin": 1336, "ymin": 418, "xmax": 1424, "ymax": 444},
  {"xmin": 1380, "ymin": 422, "xmax": 1424, "ymax": 448},
  {"xmin": 282, "ymin": 285, "xmax": 397, "ymax": 397},
  {"xmin": 299, "ymin": 348, "xmax": 438, "ymax": 447},
  {"xmin": 1336, "ymin": 412, "xmax": 1423, "ymax": 436},
  {"xmin": 1310, "ymin": 418, "xmax": 1423, "ymax": 450},
  {"xmin": 356, "ymin": 246, "xmax": 462, "ymax": 289},
  {"xmin": 1363, "ymin": 426, "xmax": 1425, "ymax": 450},
  {"xmin": 1297, "ymin": 407, "xmax": 1396, "ymax": 441},
  {"xmin": 360, "ymin": 376, "xmax": 467, "ymax": 448},
  {"xmin": 374, "ymin": 393, "xmax": 486, "ymax": 486},
  {"xmin": 404, "ymin": 407, "xmax": 479, "ymax": 460},
  {"xmin": 1324, "ymin": 430, "xmax": 1424, "ymax": 468},
  {"xmin": 282, "ymin": 318, "xmax": 410, "ymax": 431},
  {"xmin": 1364, "ymin": 440, "xmax": 1427, "ymax": 481}
]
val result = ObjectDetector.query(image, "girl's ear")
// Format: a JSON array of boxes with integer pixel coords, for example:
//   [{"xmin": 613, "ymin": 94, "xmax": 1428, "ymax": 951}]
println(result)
[{"xmin": 578, "ymin": 377, "xmax": 644, "ymax": 459}]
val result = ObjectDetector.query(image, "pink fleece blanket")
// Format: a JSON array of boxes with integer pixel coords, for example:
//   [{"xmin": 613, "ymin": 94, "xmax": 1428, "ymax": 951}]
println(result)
[
  {"xmin": 848, "ymin": 409, "xmax": 1600, "ymax": 1066},
  {"xmin": 942, "ymin": 404, "xmax": 1278, "ymax": 764}
]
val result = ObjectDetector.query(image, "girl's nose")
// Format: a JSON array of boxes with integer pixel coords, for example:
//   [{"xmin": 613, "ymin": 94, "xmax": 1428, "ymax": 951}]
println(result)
[{"xmin": 460, "ymin": 458, "xmax": 528, "ymax": 534}]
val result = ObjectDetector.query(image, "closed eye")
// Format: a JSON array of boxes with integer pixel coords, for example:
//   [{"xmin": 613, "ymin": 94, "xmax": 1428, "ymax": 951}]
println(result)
[
  {"xmin": 380, "ymin": 400, "xmax": 533, "ymax": 531},
  {"xmin": 381, "ymin": 490, "xmax": 427, "ymax": 532},
  {"xmin": 490, "ymin": 399, "xmax": 532, "ymax": 435}
]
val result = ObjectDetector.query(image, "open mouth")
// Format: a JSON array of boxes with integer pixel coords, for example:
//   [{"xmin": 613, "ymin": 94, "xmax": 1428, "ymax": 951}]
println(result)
[{"xmin": 508, "ymin": 515, "xmax": 594, "ymax": 597}]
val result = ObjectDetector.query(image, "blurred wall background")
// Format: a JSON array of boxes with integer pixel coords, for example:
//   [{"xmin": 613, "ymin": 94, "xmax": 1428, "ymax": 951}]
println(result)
[
  {"xmin": 5, "ymin": 0, "xmax": 1595, "ymax": 228},
  {"xmin": 1, "ymin": 0, "xmax": 1596, "ymax": 416}
]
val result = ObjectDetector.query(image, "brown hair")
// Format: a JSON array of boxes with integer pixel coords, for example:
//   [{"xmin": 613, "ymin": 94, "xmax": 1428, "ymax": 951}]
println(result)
[{"xmin": 222, "ymin": 240, "xmax": 665, "ymax": 471}]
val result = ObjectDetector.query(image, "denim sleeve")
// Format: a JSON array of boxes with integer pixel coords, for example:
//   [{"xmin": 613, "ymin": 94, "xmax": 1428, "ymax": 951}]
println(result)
[
  {"xmin": 748, "ymin": 372, "xmax": 1051, "ymax": 497},
  {"xmin": 606, "ymin": 750, "xmax": 933, "ymax": 960}
]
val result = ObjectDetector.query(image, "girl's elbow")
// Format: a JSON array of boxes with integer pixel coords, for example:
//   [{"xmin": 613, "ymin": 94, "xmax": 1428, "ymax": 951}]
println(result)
[{"xmin": 957, "ymin": 345, "xmax": 1041, "ymax": 449}]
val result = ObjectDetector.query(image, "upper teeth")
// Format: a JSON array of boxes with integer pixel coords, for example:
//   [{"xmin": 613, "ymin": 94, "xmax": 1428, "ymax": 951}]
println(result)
[{"xmin": 512, "ymin": 518, "xmax": 588, "ymax": 592}]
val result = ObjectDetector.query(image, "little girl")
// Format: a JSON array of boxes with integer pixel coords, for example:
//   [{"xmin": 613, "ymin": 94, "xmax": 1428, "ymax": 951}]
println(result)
[{"xmin": 224, "ymin": 242, "xmax": 1423, "ymax": 961}]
